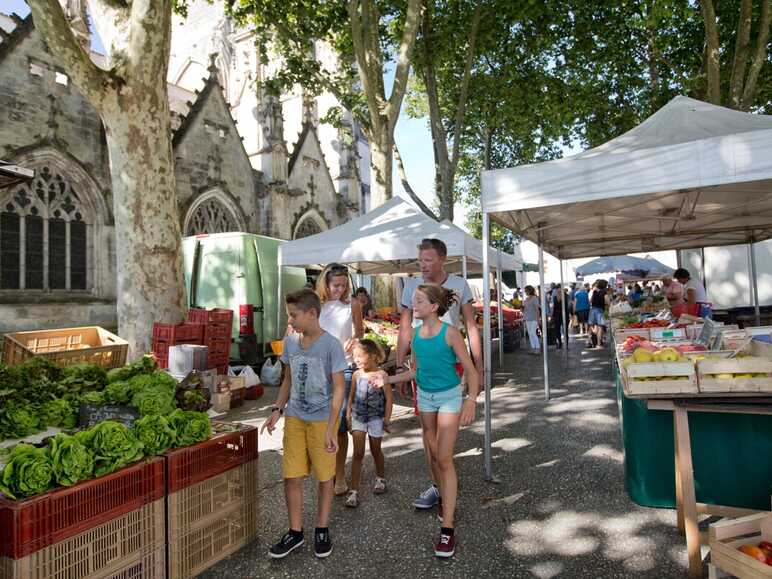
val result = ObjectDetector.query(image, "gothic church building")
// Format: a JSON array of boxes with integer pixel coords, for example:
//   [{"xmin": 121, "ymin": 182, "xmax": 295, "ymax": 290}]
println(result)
[{"xmin": 0, "ymin": 1, "xmax": 370, "ymax": 332}]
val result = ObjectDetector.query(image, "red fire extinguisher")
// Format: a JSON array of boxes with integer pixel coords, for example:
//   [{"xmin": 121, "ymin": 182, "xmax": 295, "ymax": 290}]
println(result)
[{"xmin": 239, "ymin": 304, "xmax": 254, "ymax": 335}]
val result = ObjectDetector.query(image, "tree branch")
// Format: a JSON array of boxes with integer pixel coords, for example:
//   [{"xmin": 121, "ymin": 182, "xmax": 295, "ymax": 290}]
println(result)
[
  {"xmin": 128, "ymin": 0, "xmax": 173, "ymax": 85},
  {"xmin": 386, "ymin": 0, "xmax": 423, "ymax": 132},
  {"xmin": 27, "ymin": 0, "xmax": 112, "ymax": 109},
  {"xmin": 86, "ymin": 0, "xmax": 130, "ymax": 69},
  {"xmin": 728, "ymin": 0, "xmax": 752, "ymax": 109},
  {"xmin": 741, "ymin": 0, "xmax": 772, "ymax": 110},
  {"xmin": 449, "ymin": 2, "xmax": 482, "ymax": 175},
  {"xmin": 349, "ymin": 0, "xmax": 384, "ymax": 129},
  {"xmin": 394, "ymin": 142, "xmax": 439, "ymax": 221},
  {"xmin": 699, "ymin": 0, "xmax": 721, "ymax": 105}
]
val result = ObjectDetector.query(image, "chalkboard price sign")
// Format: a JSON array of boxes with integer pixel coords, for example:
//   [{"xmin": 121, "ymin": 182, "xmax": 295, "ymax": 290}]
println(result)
[{"xmin": 78, "ymin": 405, "xmax": 140, "ymax": 428}]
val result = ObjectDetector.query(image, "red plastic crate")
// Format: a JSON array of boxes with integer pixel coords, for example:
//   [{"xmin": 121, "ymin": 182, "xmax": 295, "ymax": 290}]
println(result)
[
  {"xmin": 204, "ymin": 323, "xmax": 231, "ymax": 341},
  {"xmin": 0, "ymin": 457, "xmax": 164, "ymax": 559},
  {"xmin": 152, "ymin": 323, "xmax": 204, "ymax": 344},
  {"xmin": 215, "ymin": 364, "xmax": 228, "ymax": 375},
  {"xmin": 164, "ymin": 425, "xmax": 258, "ymax": 493},
  {"xmin": 187, "ymin": 308, "xmax": 233, "ymax": 326},
  {"xmin": 206, "ymin": 338, "xmax": 230, "ymax": 357}
]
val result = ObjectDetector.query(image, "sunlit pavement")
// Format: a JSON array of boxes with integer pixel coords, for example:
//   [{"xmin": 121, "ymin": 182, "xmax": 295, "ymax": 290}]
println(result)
[{"xmin": 201, "ymin": 336, "xmax": 690, "ymax": 578}]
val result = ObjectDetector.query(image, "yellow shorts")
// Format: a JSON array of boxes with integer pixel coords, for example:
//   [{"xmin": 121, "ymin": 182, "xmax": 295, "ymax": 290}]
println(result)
[{"xmin": 282, "ymin": 416, "xmax": 338, "ymax": 481}]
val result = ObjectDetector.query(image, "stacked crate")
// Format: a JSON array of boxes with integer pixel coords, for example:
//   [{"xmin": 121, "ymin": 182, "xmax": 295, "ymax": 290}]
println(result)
[
  {"xmin": 0, "ymin": 458, "xmax": 165, "ymax": 579},
  {"xmin": 164, "ymin": 425, "xmax": 259, "ymax": 579},
  {"xmin": 151, "ymin": 323, "xmax": 205, "ymax": 369},
  {"xmin": 187, "ymin": 308, "xmax": 234, "ymax": 375}
]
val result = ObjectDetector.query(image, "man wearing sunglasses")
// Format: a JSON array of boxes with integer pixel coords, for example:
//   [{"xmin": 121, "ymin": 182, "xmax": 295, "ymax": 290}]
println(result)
[{"xmin": 396, "ymin": 237, "xmax": 483, "ymax": 513}]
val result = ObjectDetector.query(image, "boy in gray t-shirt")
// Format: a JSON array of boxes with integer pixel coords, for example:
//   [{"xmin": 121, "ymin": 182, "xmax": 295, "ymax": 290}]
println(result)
[{"xmin": 262, "ymin": 289, "xmax": 347, "ymax": 560}]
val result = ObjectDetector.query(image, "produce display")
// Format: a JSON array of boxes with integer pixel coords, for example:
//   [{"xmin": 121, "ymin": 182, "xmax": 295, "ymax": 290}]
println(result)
[
  {"xmin": 0, "ymin": 355, "xmax": 212, "ymax": 500},
  {"xmin": 738, "ymin": 540, "xmax": 772, "ymax": 566},
  {"xmin": 364, "ymin": 319, "xmax": 399, "ymax": 348}
]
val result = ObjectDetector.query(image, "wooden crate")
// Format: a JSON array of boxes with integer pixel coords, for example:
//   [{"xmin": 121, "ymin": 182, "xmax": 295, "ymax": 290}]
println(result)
[
  {"xmin": 697, "ymin": 358, "xmax": 772, "ymax": 394},
  {"xmin": 709, "ymin": 513, "xmax": 772, "ymax": 579},
  {"xmin": 2, "ymin": 326, "xmax": 128, "ymax": 369},
  {"xmin": 622, "ymin": 361, "xmax": 698, "ymax": 397}
]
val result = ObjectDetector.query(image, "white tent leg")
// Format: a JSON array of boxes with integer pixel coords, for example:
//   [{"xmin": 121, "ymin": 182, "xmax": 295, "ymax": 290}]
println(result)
[
  {"xmin": 749, "ymin": 240, "xmax": 760, "ymax": 326},
  {"xmin": 462, "ymin": 255, "xmax": 468, "ymax": 280},
  {"xmin": 560, "ymin": 259, "xmax": 568, "ymax": 355},
  {"xmin": 482, "ymin": 213, "xmax": 493, "ymax": 481},
  {"xmin": 539, "ymin": 243, "xmax": 550, "ymax": 400},
  {"xmin": 497, "ymin": 265, "xmax": 504, "ymax": 366}
]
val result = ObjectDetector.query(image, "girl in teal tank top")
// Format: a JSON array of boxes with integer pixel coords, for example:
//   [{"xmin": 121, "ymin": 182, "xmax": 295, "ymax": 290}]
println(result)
[{"xmin": 372, "ymin": 284, "xmax": 480, "ymax": 559}]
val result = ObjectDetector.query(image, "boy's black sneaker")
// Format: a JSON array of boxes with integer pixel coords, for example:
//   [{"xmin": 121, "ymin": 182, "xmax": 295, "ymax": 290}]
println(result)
[
  {"xmin": 314, "ymin": 528, "xmax": 333, "ymax": 558},
  {"xmin": 269, "ymin": 530, "xmax": 304, "ymax": 559}
]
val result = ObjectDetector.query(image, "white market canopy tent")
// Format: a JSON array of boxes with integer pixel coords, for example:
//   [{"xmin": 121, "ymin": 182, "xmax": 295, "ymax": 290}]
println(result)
[
  {"xmin": 477, "ymin": 96, "xmax": 772, "ymax": 481},
  {"xmin": 279, "ymin": 196, "xmax": 523, "ymax": 274},
  {"xmin": 481, "ymin": 96, "xmax": 772, "ymax": 259}
]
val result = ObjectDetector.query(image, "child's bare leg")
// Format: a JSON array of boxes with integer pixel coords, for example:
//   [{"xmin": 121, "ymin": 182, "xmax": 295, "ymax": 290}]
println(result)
[
  {"xmin": 369, "ymin": 435, "xmax": 385, "ymax": 478},
  {"xmin": 350, "ymin": 432, "xmax": 366, "ymax": 490},
  {"xmin": 335, "ymin": 431, "xmax": 348, "ymax": 486},
  {"xmin": 316, "ymin": 478, "xmax": 334, "ymax": 528},
  {"xmin": 284, "ymin": 477, "xmax": 303, "ymax": 531}
]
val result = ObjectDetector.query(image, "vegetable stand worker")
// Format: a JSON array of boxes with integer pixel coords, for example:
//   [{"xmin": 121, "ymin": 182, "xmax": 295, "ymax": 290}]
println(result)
[{"xmin": 673, "ymin": 268, "xmax": 712, "ymax": 319}]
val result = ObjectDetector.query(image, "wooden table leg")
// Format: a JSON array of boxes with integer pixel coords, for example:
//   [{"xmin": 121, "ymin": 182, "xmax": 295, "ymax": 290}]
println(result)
[
  {"xmin": 674, "ymin": 406, "xmax": 702, "ymax": 578},
  {"xmin": 674, "ymin": 415, "xmax": 685, "ymax": 534}
]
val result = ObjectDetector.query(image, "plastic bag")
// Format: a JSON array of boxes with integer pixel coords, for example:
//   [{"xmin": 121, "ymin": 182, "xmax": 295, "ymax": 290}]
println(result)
[
  {"xmin": 260, "ymin": 358, "xmax": 282, "ymax": 386},
  {"xmin": 239, "ymin": 365, "xmax": 261, "ymax": 387}
]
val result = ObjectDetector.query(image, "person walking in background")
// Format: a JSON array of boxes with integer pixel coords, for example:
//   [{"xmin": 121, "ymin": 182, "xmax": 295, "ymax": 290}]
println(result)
[
  {"xmin": 372, "ymin": 284, "xmax": 479, "ymax": 559},
  {"xmin": 344, "ymin": 339, "xmax": 392, "ymax": 508},
  {"xmin": 354, "ymin": 287, "xmax": 376, "ymax": 319},
  {"xmin": 588, "ymin": 280, "xmax": 608, "ymax": 348},
  {"xmin": 573, "ymin": 283, "xmax": 591, "ymax": 336},
  {"xmin": 551, "ymin": 286, "xmax": 568, "ymax": 350},
  {"xmin": 315, "ymin": 263, "xmax": 364, "ymax": 497},
  {"xmin": 523, "ymin": 285, "xmax": 541, "ymax": 354}
]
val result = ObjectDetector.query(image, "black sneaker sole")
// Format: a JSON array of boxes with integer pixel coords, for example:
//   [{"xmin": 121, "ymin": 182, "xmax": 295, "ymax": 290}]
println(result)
[
  {"xmin": 269, "ymin": 539, "xmax": 304, "ymax": 559},
  {"xmin": 315, "ymin": 544, "xmax": 333, "ymax": 559}
]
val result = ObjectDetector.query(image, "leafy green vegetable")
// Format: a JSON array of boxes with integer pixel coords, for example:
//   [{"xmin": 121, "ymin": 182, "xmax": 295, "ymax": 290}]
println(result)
[
  {"xmin": 79, "ymin": 390, "xmax": 105, "ymax": 406},
  {"xmin": 132, "ymin": 386, "xmax": 176, "ymax": 416},
  {"xmin": 128, "ymin": 371, "xmax": 176, "ymax": 396},
  {"xmin": 0, "ymin": 444, "xmax": 53, "ymax": 499},
  {"xmin": 49, "ymin": 433, "xmax": 94, "ymax": 487},
  {"xmin": 55, "ymin": 363, "xmax": 107, "ymax": 397},
  {"xmin": 17, "ymin": 357, "xmax": 62, "ymax": 386},
  {"xmin": 0, "ymin": 406, "xmax": 41, "ymax": 439},
  {"xmin": 363, "ymin": 331, "xmax": 389, "ymax": 350},
  {"xmin": 86, "ymin": 421, "xmax": 144, "ymax": 477},
  {"xmin": 106, "ymin": 355, "xmax": 157, "ymax": 384},
  {"xmin": 103, "ymin": 381, "xmax": 132, "ymax": 405},
  {"xmin": 132, "ymin": 415, "xmax": 176, "ymax": 455},
  {"xmin": 168, "ymin": 409, "xmax": 211, "ymax": 447},
  {"xmin": 39, "ymin": 398, "xmax": 78, "ymax": 428}
]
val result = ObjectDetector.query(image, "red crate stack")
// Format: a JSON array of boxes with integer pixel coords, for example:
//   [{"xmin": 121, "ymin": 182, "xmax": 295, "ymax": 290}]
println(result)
[
  {"xmin": 186, "ymin": 308, "xmax": 233, "ymax": 372},
  {"xmin": 151, "ymin": 323, "xmax": 205, "ymax": 369}
]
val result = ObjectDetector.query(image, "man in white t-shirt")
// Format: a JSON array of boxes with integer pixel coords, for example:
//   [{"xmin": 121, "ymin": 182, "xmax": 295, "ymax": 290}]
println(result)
[{"xmin": 396, "ymin": 237, "xmax": 483, "ymax": 512}]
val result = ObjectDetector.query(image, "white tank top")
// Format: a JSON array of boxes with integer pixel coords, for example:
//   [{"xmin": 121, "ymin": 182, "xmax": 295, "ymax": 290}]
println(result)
[{"xmin": 319, "ymin": 299, "xmax": 354, "ymax": 364}]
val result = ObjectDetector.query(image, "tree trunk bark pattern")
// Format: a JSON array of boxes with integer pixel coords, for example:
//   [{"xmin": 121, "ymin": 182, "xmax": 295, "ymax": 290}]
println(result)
[
  {"xmin": 728, "ymin": 0, "xmax": 753, "ymax": 109},
  {"xmin": 741, "ymin": 0, "xmax": 772, "ymax": 110},
  {"xmin": 699, "ymin": 0, "xmax": 722, "ymax": 105},
  {"xmin": 369, "ymin": 131, "xmax": 393, "ymax": 210}
]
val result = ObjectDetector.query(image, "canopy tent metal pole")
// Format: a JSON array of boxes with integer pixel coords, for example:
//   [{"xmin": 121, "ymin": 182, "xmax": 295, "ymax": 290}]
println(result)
[
  {"xmin": 539, "ymin": 243, "xmax": 550, "ymax": 400},
  {"xmin": 748, "ymin": 239, "xmax": 760, "ymax": 326},
  {"xmin": 482, "ymin": 213, "xmax": 493, "ymax": 481},
  {"xmin": 560, "ymin": 259, "xmax": 568, "ymax": 355},
  {"xmin": 497, "ymin": 252, "xmax": 504, "ymax": 366},
  {"xmin": 462, "ymin": 255, "xmax": 468, "ymax": 280}
]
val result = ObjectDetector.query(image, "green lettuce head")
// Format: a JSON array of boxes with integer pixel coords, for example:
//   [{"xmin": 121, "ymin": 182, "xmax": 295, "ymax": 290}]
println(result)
[
  {"xmin": 40, "ymin": 398, "xmax": 78, "ymax": 428},
  {"xmin": 131, "ymin": 386, "xmax": 176, "ymax": 416},
  {"xmin": 49, "ymin": 433, "xmax": 94, "ymax": 487},
  {"xmin": 103, "ymin": 380, "xmax": 132, "ymax": 405},
  {"xmin": 88, "ymin": 421, "xmax": 144, "ymax": 477},
  {"xmin": 0, "ymin": 405, "xmax": 41, "ymax": 439},
  {"xmin": 168, "ymin": 409, "xmax": 211, "ymax": 447},
  {"xmin": 132, "ymin": 414, "xmax": 176, "ymax": 455},
  {"xmin": 0, "ymin": 444, "xmax": 53, "ymax": 499}
]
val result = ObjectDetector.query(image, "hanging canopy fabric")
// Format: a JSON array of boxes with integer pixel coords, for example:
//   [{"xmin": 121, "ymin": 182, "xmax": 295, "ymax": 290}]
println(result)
[
  {"xmin": 279, "ymin": 197, "xmax": 523, "ymax": 273},
  {"xmin": 575, "ymin": 254, "xmax": 673, "ymax": 277},
  {"xmin": 0, "ymin": 161, "xmax": 34, "ymax": 189},
  {"xmin": 480, "ymin": 96, "xmax": 772, "ymax": 259}
]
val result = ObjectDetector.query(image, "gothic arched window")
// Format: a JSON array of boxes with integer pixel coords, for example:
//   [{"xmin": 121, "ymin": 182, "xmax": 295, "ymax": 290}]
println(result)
[
  {"xmin": 184, "ymin": 191, "xmax": 245, "ymax": 236},
  {"xmin": 294, "ymin": 215, "xmax": 323, "ymax": 239},
  {"xmin": 0, "ymin": 166, "xmax": 90, "ymax": 291}
]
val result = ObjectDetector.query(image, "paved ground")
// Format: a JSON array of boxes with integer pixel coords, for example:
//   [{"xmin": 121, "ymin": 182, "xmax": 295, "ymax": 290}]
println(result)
[{"xmin": 200, "ymin": 335, "xmax": 691, "ymax": 578}]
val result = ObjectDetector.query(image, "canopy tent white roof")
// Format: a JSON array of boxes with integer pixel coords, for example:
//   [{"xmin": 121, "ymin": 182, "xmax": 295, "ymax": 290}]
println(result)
[
  {"xmin": 279, "ymin": 197, "xmax": 523, "ymax": 273},
  {"xmin": 481, "ymin": 96, "xmax": 772, "ymax": 259},
  {"xmin": 439, "ymin": 219, "xmax": 523, "ymax": 273}
]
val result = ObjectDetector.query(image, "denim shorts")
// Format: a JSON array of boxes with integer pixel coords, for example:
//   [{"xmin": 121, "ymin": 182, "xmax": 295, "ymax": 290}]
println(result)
[
  {"xmin": 350, "ymin": 416, "xmax": 384, "ymax": 438},
  {"xmin": 417, "ymin": 385, "xmax": 463, "ymax": 414},
  {"xmin": 588, "ymin": 307, "xmax": 605, "ymax": 327}
]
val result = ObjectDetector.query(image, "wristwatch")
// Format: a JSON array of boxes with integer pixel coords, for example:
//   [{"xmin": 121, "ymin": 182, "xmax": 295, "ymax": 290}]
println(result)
[{"xmin": 270, "ymin": 406, "xmax": 283, "ymax": 414}]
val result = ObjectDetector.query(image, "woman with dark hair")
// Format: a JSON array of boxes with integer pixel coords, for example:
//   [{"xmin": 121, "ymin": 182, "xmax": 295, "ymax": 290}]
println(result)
[
  {"xmin": 354, "ymin": 287, "xmax": 376, "ymax": 319},
  {"xmin": 673, "ymin": 268, "xmax": 711, "ymax": 318}
]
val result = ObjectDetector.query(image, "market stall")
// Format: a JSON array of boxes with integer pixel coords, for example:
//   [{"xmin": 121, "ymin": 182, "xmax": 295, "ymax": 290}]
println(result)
[
  {"xmin": 278, "ymin": 197, "xmax": 524, "ymax": 362},
  {"xmin": 479, "ymin": 96, "xmax": 772, "ymax": 575}
]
